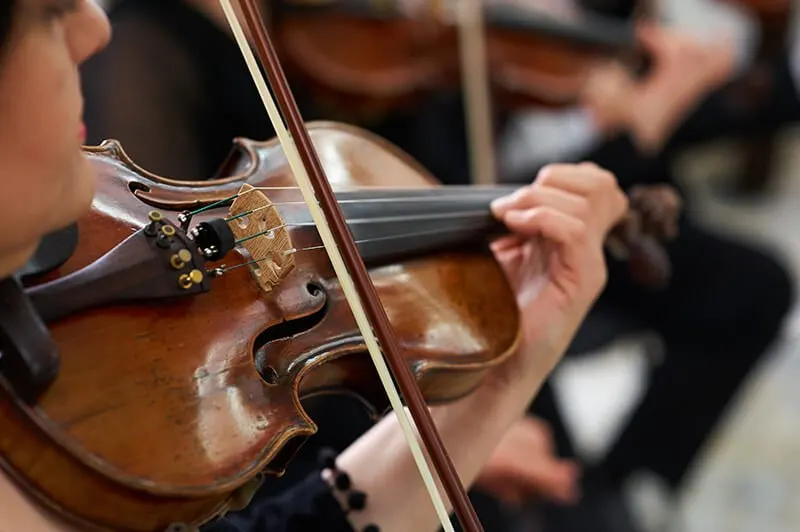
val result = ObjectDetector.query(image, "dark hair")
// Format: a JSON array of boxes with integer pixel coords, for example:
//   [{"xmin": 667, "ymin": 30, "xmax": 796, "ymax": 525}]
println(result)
[{"xmin": 0, "ymin": 1, "xmax": 16, "ymax": 52}]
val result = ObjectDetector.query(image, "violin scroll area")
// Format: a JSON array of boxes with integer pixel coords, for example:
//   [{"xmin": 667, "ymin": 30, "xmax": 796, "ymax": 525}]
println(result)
[
  {"xmin": 627, "ymin": 184, "xmax": 682, "ymax": 242},
  {"xmin": 606, "ymin": 184, "xmax": 683, "ymax": 290}
]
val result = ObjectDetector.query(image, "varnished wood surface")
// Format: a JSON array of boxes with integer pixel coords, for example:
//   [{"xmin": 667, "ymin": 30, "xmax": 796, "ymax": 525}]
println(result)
[
  {"xmin": 276, "ymin": 13, "xmax": 636, "ymax": 114},
  {"xmin": 0, "ymin": 122, "xmax": 520, "ymax": 531}
]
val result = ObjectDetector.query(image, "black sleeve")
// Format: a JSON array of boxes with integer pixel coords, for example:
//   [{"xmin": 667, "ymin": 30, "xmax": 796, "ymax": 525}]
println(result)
[{"xmin": 202, "ymin": 472, "xmax": 355, "ymax": 532}]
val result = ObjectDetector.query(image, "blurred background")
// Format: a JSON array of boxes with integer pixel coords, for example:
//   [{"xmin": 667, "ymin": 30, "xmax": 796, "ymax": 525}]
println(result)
[
  {"xmin": 546, "ymin": 2, "xmax": 800, "ymax": 532},
  {"xmin": 87, "ymin": 1, "xmax": 800, "ymax": 531}
]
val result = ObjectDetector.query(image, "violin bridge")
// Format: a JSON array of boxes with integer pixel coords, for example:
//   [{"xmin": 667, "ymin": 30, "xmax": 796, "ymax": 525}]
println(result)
[{"xmin": 227, "ymin": 183, "xmax": 295, "ymax": 292}]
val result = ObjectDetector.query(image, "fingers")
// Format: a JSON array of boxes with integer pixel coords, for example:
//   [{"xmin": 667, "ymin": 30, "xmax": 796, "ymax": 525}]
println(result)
[
  {"xmin": 523, "ymin": 416, "xmax": 556, "ymax": 454},
  {"xmin": 491, "ymin": 163, "xmax": 604, "ymax": 217},
  {"xmin": 535, "ymin": 162, "xmax": 620, "ymax": 202},
  {"xmin": 489, "ymin": 235, "xmax": 525, "ymax": 254},
  {"xmin": 493, "ymin": 185, "xmax": 590, "ymax": 222},
  {"xmin": 507, "ymin": 417, "xmax": 580, "ymax": 503},
  {"xmin": 492, "ymin": 162, "xmax": 628, "ymax": 242},
  {"xmin": 503, "ymin": 207, "xmax": 587, "ymax": 250},
  {"xmin": 480, "ymin": 457, "xmax": 581, "ymax": 506},
  {"xmin": 508, "ymin": 459, "xmax": 581, "ymax": 504}
]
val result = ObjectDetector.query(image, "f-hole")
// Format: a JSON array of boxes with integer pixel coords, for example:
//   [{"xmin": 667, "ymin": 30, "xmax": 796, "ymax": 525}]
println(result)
[{"xmin": 253, "ymin": 281, "xmax": 328, "ymax": 383}]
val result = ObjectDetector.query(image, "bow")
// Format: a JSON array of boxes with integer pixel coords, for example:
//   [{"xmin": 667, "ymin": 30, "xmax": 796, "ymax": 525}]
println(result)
[{"xmin": 219, "ymin": 1, "xmax": 483, "ymax": 530}]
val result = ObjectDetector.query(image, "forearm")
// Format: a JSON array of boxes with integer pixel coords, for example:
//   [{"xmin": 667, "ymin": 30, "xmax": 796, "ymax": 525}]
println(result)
[{"xmin": 334, "ymin": 372, "xmax": 545, "ymax": 532}]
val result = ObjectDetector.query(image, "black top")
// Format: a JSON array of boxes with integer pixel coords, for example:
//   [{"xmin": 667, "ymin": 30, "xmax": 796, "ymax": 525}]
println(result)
[{"xmin": 203, "ymin": 473, "xmax": 355, "ymax": 532}]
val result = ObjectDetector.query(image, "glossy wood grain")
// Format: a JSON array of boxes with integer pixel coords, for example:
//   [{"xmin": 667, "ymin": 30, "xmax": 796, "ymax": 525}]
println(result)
[
  {"xmin": 0, "ymin": 122, "xmax": 520, "ymax": 531},
  {"xmin": 276, "ymin": 9, "xmax": 640, "ymax": 115}
]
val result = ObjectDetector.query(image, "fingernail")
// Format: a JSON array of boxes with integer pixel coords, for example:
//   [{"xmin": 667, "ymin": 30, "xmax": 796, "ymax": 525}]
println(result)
[
  {"xmin": 490, "ymin": 196, "xmax": 511, "ymax": 214},
  {"xmin": 504, "ymin": 210, "xmax": 526, "ymax": 224}
]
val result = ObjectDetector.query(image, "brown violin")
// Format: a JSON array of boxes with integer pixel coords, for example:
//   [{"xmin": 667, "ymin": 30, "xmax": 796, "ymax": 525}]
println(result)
[
  {"xmin": 0, "ymin": 121, "xmax": 679, "ymax": 532},
  {"xmin": 273, "ymin": 0, "xmax": 646, "ymax": 117}
]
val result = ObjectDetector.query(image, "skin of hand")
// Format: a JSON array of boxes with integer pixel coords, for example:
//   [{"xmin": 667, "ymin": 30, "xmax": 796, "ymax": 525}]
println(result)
[
  {"xmin": 580, "ymin": 22, "xmax": 736, "ymax": 153},
  {"xmin": 474, "ymin": 416, "xmax": 581, "ymax": 506},
  {"xmin": 486, "ymin": 162, "xmax": 628, "ymax": 385},
  {"xmin": 339, "ymin": 162, "xmax": 628, "ymax": 532}
]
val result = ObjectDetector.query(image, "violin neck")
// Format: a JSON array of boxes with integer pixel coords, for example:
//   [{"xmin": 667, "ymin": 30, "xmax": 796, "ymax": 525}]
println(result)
[
  {"xmin": 278, "ymin": 0, "xmax": 639, "ymax": 53},
  {"xmin": 277, "ymin": 0, "xmax": 401, "ymax": 20},
  {"xmin": 485, "ymin": 5, "xmax": 639, "ymax": 53},
  {"xmin": 299, "ymin": 186, "xmax": 517, "ymax": 265}
]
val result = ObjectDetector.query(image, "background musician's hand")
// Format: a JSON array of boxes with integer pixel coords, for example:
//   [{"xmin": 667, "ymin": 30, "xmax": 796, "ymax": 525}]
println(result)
[
  {"xmin": 488, "ymin": 162, "xmax": 627, "ymax": 387},
  {"xmin": 580, "ymin": 23, "xmax": 735, "ymax": 152},
  {"xmin": 474, "ymin": 416, "xmax": 580, "ymax": 506},
  {"xmin": 629, "ymin": 22, "xmax": 735, "ymax": 151}
]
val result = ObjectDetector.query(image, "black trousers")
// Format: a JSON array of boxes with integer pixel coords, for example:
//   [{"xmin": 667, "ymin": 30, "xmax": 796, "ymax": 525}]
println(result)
[
  {"xmin": 529, "ymin": 51, "xmax": 799, "ymax": 491},
  {"xmin": 532, "ymin": 218, "xmax": 794, "ymax": 488}
]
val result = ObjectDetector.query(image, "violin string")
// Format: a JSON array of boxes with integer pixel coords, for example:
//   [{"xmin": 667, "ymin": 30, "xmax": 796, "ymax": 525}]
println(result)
[
  {"xmin": 234, "ymin": 224, "xmax": 288, "ymax": 245},
  {"xmin": 281, "ymin": 222, "xmax": 496, "ymax": 256},
  {"xmin": 227, "ymin": 215, "xmax": 630, "ymax": 266},
  {"xmin": 218, "ymin": 222, "xmax": 485, "ymax": 274},
  {"xmin": 187, "ymin": 193, "xmax": 238, "ymax": 216},
  {"xmin": 215, "ymin": 258, "xmax": 264, "ymax": 274},
  {"xmin": 228, "ymin": 207, "xmax": 494, "ymax": 228},
  {"xmin": 216, "ymin": 190, "xmax": 516, "ymax": 222},
  {"xmin": 229, "ymin": 219, "xmax": 494, "ymax": 259},
  {"xmin": 198, "ymin": 184, "xmax": 516, "ymax": 218}
]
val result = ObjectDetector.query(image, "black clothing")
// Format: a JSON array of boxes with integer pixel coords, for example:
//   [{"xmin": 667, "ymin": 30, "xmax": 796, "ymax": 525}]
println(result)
[
  {"xmin": 532, "ymin": 217, "xmax": 794, "ymax": 489},
  {"xmin": 207, "ymin": 474, "xmax": 354, "ymax": 532},
  {"xmin": 527, "ymin": 51, "xmax": 799, "ymax": 492}
]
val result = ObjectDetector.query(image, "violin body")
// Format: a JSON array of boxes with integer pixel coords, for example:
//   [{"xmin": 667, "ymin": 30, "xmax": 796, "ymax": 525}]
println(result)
[
  {"xmin": 0, "ymin": 122, "xmax": 520, "ymax": 531},
  {"xmin": 276, "ymin": 14, "xmax": 456, "ymax": 116},
  {"xmin": 275, "ymin": 4, "xmax": 641, "ymax": 117}
]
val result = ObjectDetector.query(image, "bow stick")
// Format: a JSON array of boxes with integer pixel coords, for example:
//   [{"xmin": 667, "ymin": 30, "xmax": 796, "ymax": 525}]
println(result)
[
  {"xmin": 453, "ymin": 0, "xmax": 497, "ymax": 185},
  {"xmin": 220, "ymin": 1, "xmax": 483, "ymax": 530}
]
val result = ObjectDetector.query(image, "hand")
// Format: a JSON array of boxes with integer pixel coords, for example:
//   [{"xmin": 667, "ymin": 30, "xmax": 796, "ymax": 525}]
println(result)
[
  {"xmin": 633, "ymin": 23, "xmax": 735, "ymax": 148},
  {"xmin": 580, "ymin": 59, "xmax": 636, "ymax": 137},
  {"xmin": 336, "ymin": 167, "xmax": 624, "ymax": 532},
  {"xmin": 580, "ymin": 23, "xmax": 735, "ymax": 152},
  {"xmin": 475, "ymin": 416, "xmax": 580, "ymax": 506},
  {"xmin": 488, "ymin": 163, "xmax": 628, "ymax": 386}
]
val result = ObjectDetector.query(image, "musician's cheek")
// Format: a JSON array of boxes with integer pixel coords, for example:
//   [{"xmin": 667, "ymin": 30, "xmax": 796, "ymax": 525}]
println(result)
[{"xmin": 0, "ymin": 23, "xmax": 94, "ymax": 276}]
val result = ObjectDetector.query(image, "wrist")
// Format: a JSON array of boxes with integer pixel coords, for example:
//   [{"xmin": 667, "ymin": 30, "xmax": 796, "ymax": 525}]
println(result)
[{"xmin": 462, "ymin": 342, "xmax": 553, "ymax": 422}]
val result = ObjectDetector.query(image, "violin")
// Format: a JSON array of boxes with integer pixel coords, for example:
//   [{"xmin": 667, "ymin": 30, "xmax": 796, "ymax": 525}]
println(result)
[
  {"xmin": 0, "ymin": 1, "xmax": 680, "ymax": 530},
  {"xmin": 272, "ymin": 0, "xmax": 645, "ymax": 117},
  {"xmin": 0, "ymin": 122, "xmax": 678, "ymax": 531}
]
